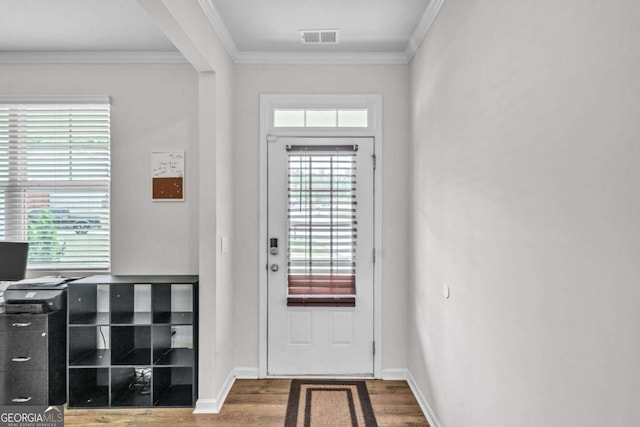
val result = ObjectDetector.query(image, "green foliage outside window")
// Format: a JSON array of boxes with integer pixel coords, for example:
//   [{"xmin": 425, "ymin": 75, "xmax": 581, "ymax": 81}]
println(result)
[{"xmin": 27, "ymin": 209, "xmax": 65, "ymax": 264}]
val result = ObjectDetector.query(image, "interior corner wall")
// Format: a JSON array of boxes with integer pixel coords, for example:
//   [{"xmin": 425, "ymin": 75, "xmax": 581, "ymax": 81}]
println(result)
[
  {"xmin": 212, "ymin": 54, "xmax": 235, "ymax": 401},
  {"xmin": 409, "ymin": 0, "xmax": 640, "ymax": 426},
  {"xmin": 231, "ymin": 64, "xmax": 411, "ymax": 373},
  {"xmin": 197, "ymin": 71, "xmax": 218, "ymax": 401},
  {"xmin": 0, "ymin": 63, "xmax": 199, "ymax": 275},
  {"xmin": 193, "ymin": 53, "xmax": 235, "ymax": 411}
]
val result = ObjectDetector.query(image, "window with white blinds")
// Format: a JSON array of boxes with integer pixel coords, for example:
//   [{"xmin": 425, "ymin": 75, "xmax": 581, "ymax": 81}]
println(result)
[
  {"xmin": 0, "ymin": 99, "xmax": 111, "ymax": 270},
  {"xmin": 287, "ymin": 145, "xmax": 357, "ymax": 307}
]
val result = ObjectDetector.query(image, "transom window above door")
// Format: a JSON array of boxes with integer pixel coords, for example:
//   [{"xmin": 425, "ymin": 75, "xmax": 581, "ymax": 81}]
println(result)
[
  {"xmin": 274, "ymin": 108, "xmax": 368, "ymax": 128},
  {"xmin": 263, "ymin": 94, "xmax": 380, "ymax": 136}
]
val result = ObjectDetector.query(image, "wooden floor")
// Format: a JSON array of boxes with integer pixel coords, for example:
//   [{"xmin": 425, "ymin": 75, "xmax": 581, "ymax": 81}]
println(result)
[{"xmin": 64, "ymin": 379, "xmax": 429, "ymax": 426}]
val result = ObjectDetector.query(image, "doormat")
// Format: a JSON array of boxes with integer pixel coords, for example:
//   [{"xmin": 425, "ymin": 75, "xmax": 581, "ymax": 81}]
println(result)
[{"xmin": 285, "ymin": 379, "xmax": 378, "ymax": 427}]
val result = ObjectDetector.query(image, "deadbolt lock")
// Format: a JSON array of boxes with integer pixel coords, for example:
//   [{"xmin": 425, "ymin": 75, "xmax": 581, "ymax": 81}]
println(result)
[{"xmin": 270, "ymin": 238, "xmax": 279, "ymax": 255}]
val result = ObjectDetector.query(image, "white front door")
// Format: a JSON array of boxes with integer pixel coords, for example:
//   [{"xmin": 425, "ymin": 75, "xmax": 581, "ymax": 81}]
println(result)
[{"xmin": 267, "ymin": 137, "xmax": 375, "ymax": 376}]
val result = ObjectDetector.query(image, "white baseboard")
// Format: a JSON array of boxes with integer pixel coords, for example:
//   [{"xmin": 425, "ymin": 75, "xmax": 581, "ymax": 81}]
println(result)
[
  {"xmin": 382, "ymin": 368, "xmax": 441, "ymax": 427},
  {"xmin": 193, "ymin": 398, "xmax": 219, "ymax": 414},
  {"xmin": 406, "ymin": 370, "xmax": 441, "ymax": 427},
  {"xmin": 381, "ymin": 368, "xmax": 409, "ymax": 380},
  {"xmin": 234, "ymin": 367, "xmax": 259, "ymax": 379},
  {"xmin": 193, "ymin": 369, "xmax": 236, "ymax": 414}
]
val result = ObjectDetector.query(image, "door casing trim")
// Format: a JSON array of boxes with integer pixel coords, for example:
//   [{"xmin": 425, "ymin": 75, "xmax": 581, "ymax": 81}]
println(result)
[{"xmin": 258, "ymin": 94, "xmax": 383, "ymax": 378}]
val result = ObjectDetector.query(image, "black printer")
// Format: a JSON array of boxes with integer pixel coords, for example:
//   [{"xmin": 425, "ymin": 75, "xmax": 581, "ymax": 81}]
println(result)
[{"xmin": 1, "ymin": 277, "xmax": 68, "ymax": 314}]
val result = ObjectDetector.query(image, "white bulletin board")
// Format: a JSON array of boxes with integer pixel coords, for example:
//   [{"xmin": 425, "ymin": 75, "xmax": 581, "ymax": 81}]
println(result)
[{"xmin": 151, "ymin": 151, "xmax": 185, "ymax": 201}]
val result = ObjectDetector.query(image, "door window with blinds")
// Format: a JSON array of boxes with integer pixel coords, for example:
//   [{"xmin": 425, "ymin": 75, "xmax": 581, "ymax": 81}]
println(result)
[
  {"xmin": 287, "ymin": 145, "xmax": 358, "ymax": 306},
  {"xmin": 0, "ymin": 99, "xmax": 111, "ymax": 270}
]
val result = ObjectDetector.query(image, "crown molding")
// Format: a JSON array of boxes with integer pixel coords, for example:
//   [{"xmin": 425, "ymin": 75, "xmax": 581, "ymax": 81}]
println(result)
[
  {"xmin": 405, "ymin": 0, "xmax": 447, "ymax": 61},
  {"xmin": 235, "ymin": 51, "xmax": 409, "ymax": 65},
  {"xmin": 0, "ymin": 51, "xmax": 187, "ymax": 65},
  {"xmin": 0, "ymin": 95, "xmax": 111, "ymax": 105},
  {"xmin": 197, "ymin": 0, "xmax": 240, "ymax": 62}
]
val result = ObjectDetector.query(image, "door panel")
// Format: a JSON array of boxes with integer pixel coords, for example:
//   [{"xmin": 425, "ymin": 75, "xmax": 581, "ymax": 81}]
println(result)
[{"xmin": 267, "ymin": 137, "xmax": 374, "ymax": 376}]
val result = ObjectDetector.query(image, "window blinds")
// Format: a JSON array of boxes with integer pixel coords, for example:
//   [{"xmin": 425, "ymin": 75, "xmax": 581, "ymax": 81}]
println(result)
[
  {"xmin": 0, "ymin": 101, "xmax": 111, "ymax": 269},
  {"xmin": 287, "ymin": 145, "xmax": 357, "ymax": 307}
]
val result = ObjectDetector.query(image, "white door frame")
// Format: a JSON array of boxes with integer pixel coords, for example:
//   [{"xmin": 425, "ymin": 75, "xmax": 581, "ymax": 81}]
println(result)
[{"xmin": 259, "ymin": 94, "xmax": 383, "ymax": 378}]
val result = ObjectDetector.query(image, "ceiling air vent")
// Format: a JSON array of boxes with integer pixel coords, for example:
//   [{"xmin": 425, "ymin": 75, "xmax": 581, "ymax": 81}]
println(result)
[{"xmin": 300, "ymin": 29, "xmax": 340, "ymax": 44}]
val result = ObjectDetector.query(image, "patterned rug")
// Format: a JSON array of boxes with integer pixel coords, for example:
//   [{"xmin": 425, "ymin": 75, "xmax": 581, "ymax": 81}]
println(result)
[{"xmin": 284, "ymin": 379, "xmax": 378, "ymax": 427}]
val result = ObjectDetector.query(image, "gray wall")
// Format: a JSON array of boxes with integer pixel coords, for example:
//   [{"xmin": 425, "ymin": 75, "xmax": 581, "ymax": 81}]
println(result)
[{"xmin": 409, "ymin": 0, "xmax": 640, "ymax": 425}]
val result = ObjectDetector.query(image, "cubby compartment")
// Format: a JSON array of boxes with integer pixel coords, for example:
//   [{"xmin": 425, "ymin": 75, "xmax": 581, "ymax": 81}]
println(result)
[
  {"xmin": 111, "ymin": 367, "xmax": 152, "ymax": 407},
  {"xmin": 68, "ymin": 368, "xmax": 109, "ymax": 408},
  {"xmin": 111, "ymin": 326, "xmax": 151, "ymax": 365},
  {"xmin": 68, "ymin": 325, "xmax": 110, "ymax": 366},
  {"xmin": 152, "ymin": 284, "xmax": 193, "ymax": 324},
  {"xmin": 111, "ymin": 284, "xmax": 152, "ymax": 325},
  {"xmin": 67, "ymin": 275, "xmax": 198, "ymax": 408},
  {"xmin": 153, "ymin": 325, "xmax": 193, "ymax": 366},
  {"xmin": 153, "ymin": 367, "xmax": 193, "ymax": 407},
  {"xmin": 68, "ymin": 284, "xmax": 109, "ymax": 325}
]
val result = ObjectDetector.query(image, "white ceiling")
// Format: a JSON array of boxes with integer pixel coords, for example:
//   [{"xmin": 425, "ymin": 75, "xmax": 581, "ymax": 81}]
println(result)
[
  {"xmin": 0, "ymin": 0, "xmax": 440, "ymax": 64},
  {"xmin": 0, "ymin": 0, "xmax": 176, "ymax": 52},
  {"xmin": 211, "ymin": 0, "xmax": 431, "ymax": 53}
]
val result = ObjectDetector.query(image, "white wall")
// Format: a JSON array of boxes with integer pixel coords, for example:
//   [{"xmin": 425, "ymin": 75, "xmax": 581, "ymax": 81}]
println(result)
[
  {"xmin": 409, "ymin": 0, "xmax": 640, "ymax": 425},
  {"xmin": 0, "ymin": 64, "xmax": 199, "ymax": 275},
  {"xmin": 232, "ymin": 64, "xmax": 411, "ymax": 373}
]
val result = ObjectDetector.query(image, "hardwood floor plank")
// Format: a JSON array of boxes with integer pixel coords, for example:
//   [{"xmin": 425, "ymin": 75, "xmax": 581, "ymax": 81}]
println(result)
[{"xmin": 64, "ymin": 379, "xmax": 429, "ymax": 426}]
